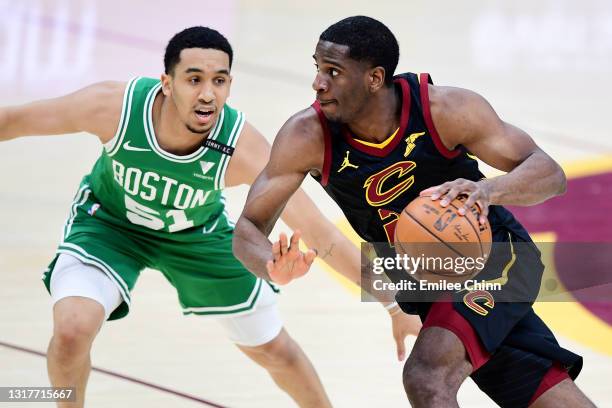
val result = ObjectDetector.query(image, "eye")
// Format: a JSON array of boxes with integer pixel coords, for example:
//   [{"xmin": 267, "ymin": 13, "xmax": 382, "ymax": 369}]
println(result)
[
  {"xmin": 214, "ymin": 77, "xmax": 226, "ymax": 85},
  {"xmin": 329, "ymin": 68, "xmax": 339, "ymax": 78},
  {"xmin": 189, "ymin": 77, "xmax": 200, "ymax": 84}
]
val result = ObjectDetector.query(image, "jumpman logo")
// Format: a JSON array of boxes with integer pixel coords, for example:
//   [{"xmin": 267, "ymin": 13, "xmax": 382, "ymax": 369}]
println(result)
[{"xmin": 337, "ymin": 151, "xmax": 359, "ymax": 173}]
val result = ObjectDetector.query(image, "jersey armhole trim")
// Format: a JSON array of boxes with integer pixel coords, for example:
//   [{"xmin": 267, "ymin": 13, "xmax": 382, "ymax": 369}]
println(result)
[
  {"xmin": 105, "ymin": 77, "xmax": 139, "ymax": 156},
  {"xmin": 217, "ymin": 110, "xmax": 245, "ymax": 190},
  {"xmin": 419, "ymin": 73, "xmax": 461, "ymax": 159},
  {"xmin": 311, "ymin": 102, "xmax": 332, "ymax": 186}
]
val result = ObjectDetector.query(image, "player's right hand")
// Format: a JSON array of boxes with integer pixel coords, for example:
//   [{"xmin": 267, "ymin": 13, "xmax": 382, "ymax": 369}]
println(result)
[{"xmin": 267, "ymin": 230, "xmax": 317, "ymax": 285}]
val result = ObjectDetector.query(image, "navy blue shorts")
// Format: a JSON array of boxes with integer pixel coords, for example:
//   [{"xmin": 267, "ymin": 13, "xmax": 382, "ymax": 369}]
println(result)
[
  {"xmin": 397, "ymin": 223, "xmax": 582, "ymax": 407},
  {"xmin": 422, "ymin": 299, "xmax": 574, "ymax": 407}
]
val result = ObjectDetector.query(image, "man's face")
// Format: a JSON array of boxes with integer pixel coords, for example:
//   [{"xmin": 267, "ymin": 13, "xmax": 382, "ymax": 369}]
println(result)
[
  {"xmin": 312, "ymin": 40, "xmax": 371, "ymax": 123},
  {"xmin": 162, "ymin": 48, "xmax": 231, "ymax": 135}
]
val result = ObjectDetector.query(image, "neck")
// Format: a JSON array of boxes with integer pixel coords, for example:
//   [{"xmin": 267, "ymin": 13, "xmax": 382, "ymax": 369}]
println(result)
[
  {"xmin": 347, "ymin": 85, "xmax": 400, "ymax": 143},
  {"xmin": 153, "ymin": 92, "xmax": 211, "ymax": 155}
]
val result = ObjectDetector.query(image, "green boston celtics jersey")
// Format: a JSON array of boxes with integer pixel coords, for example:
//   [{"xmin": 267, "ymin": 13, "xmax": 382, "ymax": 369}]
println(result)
[{"xmin": 89, "ymin": 77, "xmax": 244, "ymax": 239}]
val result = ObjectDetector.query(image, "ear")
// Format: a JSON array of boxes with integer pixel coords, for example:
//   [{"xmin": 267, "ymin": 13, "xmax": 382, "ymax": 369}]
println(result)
[
  {"xmin": 369, "ymin": 66, "xmax": 386, "ymax": 92},
  {"xmin": 160, "ymin": 73, "xmax": 172, "ymax": 96}
]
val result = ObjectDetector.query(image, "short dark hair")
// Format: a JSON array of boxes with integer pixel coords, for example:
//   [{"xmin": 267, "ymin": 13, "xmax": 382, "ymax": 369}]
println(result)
[
  {"xmin": 164, "ymin": 26, "xmax": 233, "ymax": 75},
  {"xmin": 320, "ymin": 16, "xmax": 399, "ymax": 86}
]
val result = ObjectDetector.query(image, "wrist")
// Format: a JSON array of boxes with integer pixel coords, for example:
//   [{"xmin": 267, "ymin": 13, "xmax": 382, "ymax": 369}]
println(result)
[
  {"xmin": 478, "ymin": 178, "xmax": 497, "ymax": 205},
  {"xmin": 384, "ymin": 301, "xmax": 401, "ymax": 316}
]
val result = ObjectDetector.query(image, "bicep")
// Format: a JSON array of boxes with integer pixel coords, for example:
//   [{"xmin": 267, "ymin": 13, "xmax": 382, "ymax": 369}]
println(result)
[
  {"xmin": 466, "ymin": 121, "xmax": 540, "ymax": 172},
  {"xmin": 240, "ymin": 117, "xmax": 318, "ymax": 234},
  {"xmin": 4, "ymin": 81, "xmax": 124, "ymax": 142},
  {"xmin": 434, "ymin": 87, "xmax": 540, "ymax": 172}
]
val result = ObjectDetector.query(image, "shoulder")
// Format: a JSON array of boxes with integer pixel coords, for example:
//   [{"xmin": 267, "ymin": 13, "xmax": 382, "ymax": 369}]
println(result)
[
  {"xmin": 85, "ymin": 80, "xmax": 127, "ymax": 95},
  {"xmin": 429, "ymin": 85, "xmax": 488, "ymax": 116},
  {"xmin": 83, "ymin": 80, "xmax": 129, "ymax": 110},
  {"xmin": 67, "ymin": 80, "xmax": 127, "ymax": 110},
  {"xmin": 274, "ymin": 106, "xmax": 325, "ymax": 173},
  {"xmin": 428, "ymin": 85, "xmax": 499, "ymax": 148},
  {"xmin": 52, "ymin": 80, "xmax": 127, "ymax": 142},
  {"xmin": 278, "ymin": 106, "xmax": 324, "ymax": 145},
  {"xmin": 82, "ymin": 81, "xmax": 129, "ymax": 142}
]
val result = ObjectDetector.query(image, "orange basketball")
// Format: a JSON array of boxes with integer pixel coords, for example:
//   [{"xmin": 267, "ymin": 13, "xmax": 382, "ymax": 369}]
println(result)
[{"xmin": 394, "ymin": 195, "xmax": 492, "ymax": 284}]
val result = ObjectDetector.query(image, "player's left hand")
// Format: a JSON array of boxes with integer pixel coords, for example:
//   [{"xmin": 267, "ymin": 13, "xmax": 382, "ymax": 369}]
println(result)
[
  {"xmin": 267, "ymin": 230, "xmax": 317, "ymax": 285},
  {"xmin": 420, "ymin": 178, "xmax": 491, "ymax": 224},
  {"xmin": 389, "ymin": 305, "xmax": 422, "ymax": 361}
]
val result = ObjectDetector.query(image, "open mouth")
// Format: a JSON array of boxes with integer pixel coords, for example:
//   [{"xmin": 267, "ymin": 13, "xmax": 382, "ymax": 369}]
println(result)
[{"xmin": 194, "ymin": 108, "xmax": 215, "ymax": 124}]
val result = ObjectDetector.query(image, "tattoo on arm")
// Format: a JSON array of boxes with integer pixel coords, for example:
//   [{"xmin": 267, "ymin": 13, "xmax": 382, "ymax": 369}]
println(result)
[{"xmin": 319, "ymin": 243, "xmax": 335, "ymax": 260}]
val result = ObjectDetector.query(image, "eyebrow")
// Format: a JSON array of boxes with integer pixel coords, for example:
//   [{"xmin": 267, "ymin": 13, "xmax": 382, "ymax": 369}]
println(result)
[
  {"xmin": 313, "ymin": 56, "xmax": 345, "ymax": 69},
  {"xmin": 184, "ymin": 67, "xmax": 230, "ymax": 75}
]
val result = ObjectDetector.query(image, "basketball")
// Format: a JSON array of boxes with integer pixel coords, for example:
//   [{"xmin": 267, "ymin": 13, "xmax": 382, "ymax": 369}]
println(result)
[{"xmin": 394, "ymin": 195, "xmax": 492, "ymax": 284}]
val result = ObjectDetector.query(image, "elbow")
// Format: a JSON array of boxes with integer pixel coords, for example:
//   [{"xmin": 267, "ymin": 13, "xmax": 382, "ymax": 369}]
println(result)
[
  {"xmin": 0, "ymin": 108, "xmax": 12, "ymax": 142},
  {"xmin": 232, "ymin": 218, "xmax": 247, "ymax": 261},
  {"xmin": 554, "ymin": 165, "xmax": 567, "ymax": 196},
  {"xmin": 541, "ymin": 151, "xmax": 567, "ymax": 198}
]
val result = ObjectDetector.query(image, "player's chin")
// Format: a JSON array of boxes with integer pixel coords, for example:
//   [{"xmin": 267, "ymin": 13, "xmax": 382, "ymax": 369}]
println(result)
[
  {"xmin": 319, "ymin": 102, "xmax": 340, "ymax": 121},
  {"xmin": 187, "ymin": 121, "xmax": 214, "ymax": 135},
  {"xmin": 191, "ymin": 110, "xmax": 219, "ymax": 131}
]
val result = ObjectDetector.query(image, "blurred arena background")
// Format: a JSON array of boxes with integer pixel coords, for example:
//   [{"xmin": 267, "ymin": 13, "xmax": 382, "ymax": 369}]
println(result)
[{"xmin": 1, "ymin": 0, "xmax": 610, "ymax": 406}]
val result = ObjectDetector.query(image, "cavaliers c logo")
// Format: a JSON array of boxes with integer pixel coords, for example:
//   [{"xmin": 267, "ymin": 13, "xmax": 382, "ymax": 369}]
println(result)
[{"xmin": 363, "ymin": 161, "xmax": 416, "ymax": 207}]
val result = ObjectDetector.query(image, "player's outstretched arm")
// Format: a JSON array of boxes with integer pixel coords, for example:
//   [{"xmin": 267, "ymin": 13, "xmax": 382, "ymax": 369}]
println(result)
[
  {"xmin": 228, "ymin": 120, "xmax": 362, "ymax": 284},
  {"xmin": 0, "ymin": 81, "xmax": 125, "ymax": 143},
  {"xmin": 230, "ymin": 116, "xmax": 421, "ymax": 354},
  {"xmin": 420, "ymin": 85, "xmax": 567, "ymax": 222},
  {"xmin": 232, "ymin": 111, "xmax": 324, "ymax": 283}
]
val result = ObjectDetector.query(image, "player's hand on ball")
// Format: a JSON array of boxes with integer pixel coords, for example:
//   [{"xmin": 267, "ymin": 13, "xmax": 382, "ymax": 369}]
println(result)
[
  {"xmin": 267, "ymin": 230, "xmax": 317, "ymax": 285},
  {"xmin": 420, "ymin": 178, "xmax": 491, "ymax": 224},
  {"xmin": 389, "ymin": 306, "xmax": 422, "ymax": 361}
]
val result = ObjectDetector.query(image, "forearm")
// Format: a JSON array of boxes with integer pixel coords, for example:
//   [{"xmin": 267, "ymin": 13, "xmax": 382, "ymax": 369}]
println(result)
[
  {"xmin": 484, "ymin": 150, "xmax": 566, "ymax": 206},
  {"xmin": 300, "ymin": 222, "xmax": 397, "ymax": 305},
  {"xmin": 233, "ymin": 217, "xmax": 273, "ymax": 281},
  {"xmin": 303, "ymin": 227, "xmax": 361, "ymax": 286},
  {"xmin": 280, "ymin": 191, "xmax": 364, "ymax": 289}
]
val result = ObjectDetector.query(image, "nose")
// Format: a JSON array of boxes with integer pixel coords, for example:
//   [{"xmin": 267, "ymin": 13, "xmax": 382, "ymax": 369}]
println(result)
[
  {"xmin": 198, "ymin": 83, "xmax": 215, "ymax": 104},
  {"xmin": 312, "ymin": 72, "xmax": 328, "ymax": 94}
]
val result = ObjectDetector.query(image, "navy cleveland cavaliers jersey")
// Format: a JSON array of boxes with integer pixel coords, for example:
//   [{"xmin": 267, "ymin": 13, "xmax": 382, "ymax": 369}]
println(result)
[{"xmin": 312, "ymin": 72, "xmax": 528, "ymax": 244}]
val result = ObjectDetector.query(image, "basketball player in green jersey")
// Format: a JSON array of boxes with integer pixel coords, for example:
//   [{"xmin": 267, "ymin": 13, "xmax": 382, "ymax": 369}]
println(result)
[{"xmin": 0, "ymin": 27, "xmax": 421, "ymax": 407}]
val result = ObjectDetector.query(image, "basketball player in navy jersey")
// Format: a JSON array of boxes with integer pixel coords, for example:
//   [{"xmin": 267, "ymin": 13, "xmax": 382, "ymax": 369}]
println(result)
[{"xmin": 233, "ymin": 16, "xmax": 595, "ymax": 407}]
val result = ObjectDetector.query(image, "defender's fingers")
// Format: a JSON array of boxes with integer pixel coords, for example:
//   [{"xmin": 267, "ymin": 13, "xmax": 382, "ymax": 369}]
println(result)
[
  {"xmin": 279, "ymin": 233, "xmax": 289, "ymax": 255},
  {"xmin": 288, "ymin": 230, "xmax": 302, "ymax": 254},
  {"xmin": 395, "ymin": 334, "xmax": 407, "ymax": 362},
  {"xmin": 272, "ymin": 240, "xmax": 281, "ymax": 262},
  {"xmin": 304, "ymin": 249, "xmax": 317, "ymax": 266},
  {"xmin": 266, "ymin": 260, "xmax": 274, "ymax": 275}
]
